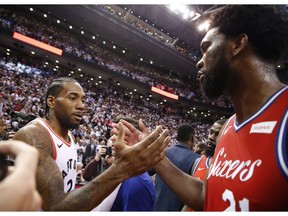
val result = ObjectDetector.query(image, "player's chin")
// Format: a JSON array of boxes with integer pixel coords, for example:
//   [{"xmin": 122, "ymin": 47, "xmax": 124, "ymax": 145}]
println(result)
[
  {"xmin": 206, "ymin": 144, "xmax": 215, "ymax": 151},
  {"xmin": 69, "ymin": 121, "xmax": 81, "ymax": 129}
]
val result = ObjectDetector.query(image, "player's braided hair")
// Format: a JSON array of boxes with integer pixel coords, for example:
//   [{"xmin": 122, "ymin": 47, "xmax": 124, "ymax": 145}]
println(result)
[{"xmin": 45, "ymin": 77, "xmax": 78, "ymax": 119}]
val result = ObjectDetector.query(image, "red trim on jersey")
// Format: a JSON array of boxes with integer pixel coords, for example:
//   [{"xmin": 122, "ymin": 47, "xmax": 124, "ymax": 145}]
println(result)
[{"xmin": 37, "ymin": 118, "xmax": 72, "ymax": 147}]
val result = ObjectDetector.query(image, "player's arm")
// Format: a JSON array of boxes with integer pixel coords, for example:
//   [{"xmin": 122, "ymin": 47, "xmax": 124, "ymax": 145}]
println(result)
[
  {"xmin": 14, "ymin": 122, "xmax": 170, "ymax": 211},
  {"xmin": 113, "ymin": 119, "xmax": 205, "ymax": 209},
  {"xmin": 154, "ymin": 157, "xmax": 205, "ymax": 211},
  {"xmin": 12, "ymin": 124, "xmax": 71, "ymax": 210}
]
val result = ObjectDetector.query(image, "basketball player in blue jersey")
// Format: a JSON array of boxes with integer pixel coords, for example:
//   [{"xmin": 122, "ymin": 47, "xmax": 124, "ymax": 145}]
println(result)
[
  {"xmin": 118, "ymin": 5, "xmax": 288, "ymax": 211},
  {"xmin": 13, "ymin": 77, "xmax": 170, "ymax": 211}
]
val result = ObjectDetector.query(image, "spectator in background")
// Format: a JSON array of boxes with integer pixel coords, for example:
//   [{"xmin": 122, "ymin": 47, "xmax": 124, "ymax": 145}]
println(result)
[
  {"xmin": 83, "ymin": 138, "xmax": 110, "ymax": 181},
  {"xmin": 182, "ymin": 118, "xmax": 226, "ymax": 211},
  {"xmin": 193, "ymin": 142, "xmax": 206, "ymax": 155},
  {"xmin": 83, "ymin": 135, "xmax": 97, "ymax": 167},
  {"xmin": 0, "ymin": 119, "xmax": 8, "ymax": 141},
  {"xmin": 151, "ymin": 124, "xmax": 200, "ymax": 211},
  {"xmin": 0, "ymin": 117, "xmax": 15, "ymax": 141}
]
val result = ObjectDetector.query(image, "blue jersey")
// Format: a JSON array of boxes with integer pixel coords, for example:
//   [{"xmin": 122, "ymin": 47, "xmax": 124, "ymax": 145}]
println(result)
[{"xmin": 111, "ymin": 172, "xmax": 155, "ymax": 211}]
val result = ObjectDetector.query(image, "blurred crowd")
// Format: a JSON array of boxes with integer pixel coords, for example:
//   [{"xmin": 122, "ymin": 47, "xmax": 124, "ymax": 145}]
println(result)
[
  {"xmin": 0, "ymin": 6, "xmax": 233, "ymax": 109},
  {"xmin": 0, "ymin": 53, "xmax": 214, "ymax": 152}
]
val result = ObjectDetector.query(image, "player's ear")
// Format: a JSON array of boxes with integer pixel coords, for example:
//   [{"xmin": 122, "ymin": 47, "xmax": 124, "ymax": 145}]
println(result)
[
  {"xmin": 232, "ymin": 33, "xmax": 248, "ymax": 56},
  {"xmin": 46, "ymin": 95, "xmax": 55, "ymax": 109}
]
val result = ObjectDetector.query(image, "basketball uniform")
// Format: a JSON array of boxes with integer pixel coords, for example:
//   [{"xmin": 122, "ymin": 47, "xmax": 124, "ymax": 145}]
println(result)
[
  {"xmin": 192, "ymin": 155, "xmax": 210, "ymax": 181},
  {"xmin": 187, "ymin": 155, "xmax": 210, "ymax": 211},
  {"xmin": 31, "ymin": 118, "xmax": 77, "ymax": 193},
  {"xmin": 205, "ymin": 86, "xmax": 288, "ymax": 211}
]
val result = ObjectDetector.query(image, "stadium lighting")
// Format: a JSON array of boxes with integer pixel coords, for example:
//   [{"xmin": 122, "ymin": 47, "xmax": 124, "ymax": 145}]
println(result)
[
  {"xmin": 166, "ymin": 4, "xmax": 201, "ymax": 22},
  {"xmin": 198, "ymin": 21, "xmax": 210, "ymax": 31},
  {"xmin": 13, "ymin": 32, "xmax": 63, "ymax": 56}
]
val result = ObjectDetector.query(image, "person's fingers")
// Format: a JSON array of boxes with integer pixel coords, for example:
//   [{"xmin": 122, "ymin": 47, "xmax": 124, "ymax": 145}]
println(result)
[
  {"xmin": 110, "ymin": 127, "xmax": 119, "ymax": 136},
  {"xmin": 135, "ymin": 125, "xmax": 163, "ymax": 150},
  {"xmin": 18, "ymin": 182, "xmax": 42, "ymax": 211},
  {"xmin": 120, "ymin": 119, "xmax": 138, "ymax": 134},
  {"xmin": 149, "ymin": 128, "xmax": 170, "ymax": 155},
  {"xmin": 0, "ymin": 141, "xmax": 38, "ymax": 172},
  {"xmin": 30, "ymin": 190, "xmax": 42, "ymax": 211},
  {"xmin": 137, "ymin": 128, "xmax": 170, "ymax": 165},
  {"xmin": 14, "ymin": 145, "xmax": 39, "ymax": 174},
  {"xmin": 6, "ymin": 166, "xmax": 15, "ymax": 176},
  {"xmin": 157, "ymin": 134, "xmax": 171, "ymax": 161},
  {"xmin": 114, "ymin": 122, "xmax": 125, "ymax": 152},
  {"xmin": 112, "ymin": 122, "xmax": 132, "ymax": 141},
  {"xmin": 139, "ymin": 119, "xmax": 148, "ymax": 133}
]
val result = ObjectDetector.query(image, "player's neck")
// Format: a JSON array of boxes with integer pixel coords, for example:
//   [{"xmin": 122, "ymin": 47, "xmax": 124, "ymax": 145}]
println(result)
[
  {"xmin": 45, "ymin": 118, "xmax": 70, "ymax": 142},
  {"xmin": 231, "ymin": 80, "xmax": 284, "ymax": 124}
]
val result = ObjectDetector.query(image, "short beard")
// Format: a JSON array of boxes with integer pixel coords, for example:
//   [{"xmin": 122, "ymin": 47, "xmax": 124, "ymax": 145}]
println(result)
[
  {"xmin": 200, "ymin": 56, "xmax": 229, "ymax": 99},
  {"xmin": 205, "ymin": 146, "xmax": 215, "ymax": 157},
  {"xmin": 57, "ymin": 115, "xmax": 80, "ymax": 130}
]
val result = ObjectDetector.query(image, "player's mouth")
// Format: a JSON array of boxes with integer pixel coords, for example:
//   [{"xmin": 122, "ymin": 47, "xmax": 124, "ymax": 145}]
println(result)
[{"xmin": 197, "ymin": 70, "xmax": 205, "ymax": 84}]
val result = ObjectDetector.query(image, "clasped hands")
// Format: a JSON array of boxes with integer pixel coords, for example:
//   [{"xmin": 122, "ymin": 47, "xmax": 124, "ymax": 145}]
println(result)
[{"xmin": 110, "ymin": 119, "xmax": 170, "ymax": 176}]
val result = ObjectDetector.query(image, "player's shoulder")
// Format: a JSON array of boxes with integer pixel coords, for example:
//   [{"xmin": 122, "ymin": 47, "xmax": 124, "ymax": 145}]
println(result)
[
  {"xmin": 21, "ymin": 119, "xmax": 46, "ymax": 132},
  {"xmin": 14, "ymin": 118, "xmax": 49, "ymax": 142}
]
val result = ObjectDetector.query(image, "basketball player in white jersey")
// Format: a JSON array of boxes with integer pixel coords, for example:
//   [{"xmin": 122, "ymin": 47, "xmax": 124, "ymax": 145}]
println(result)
[{"xmin": 13, "ymin": 77, "xmax": 170, "ymax": 210}]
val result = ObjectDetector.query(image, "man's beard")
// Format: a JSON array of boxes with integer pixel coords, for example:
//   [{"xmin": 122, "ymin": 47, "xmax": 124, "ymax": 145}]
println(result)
[
  {"xmin": 205, "ymin": 144, "xmax": 216, "ymax": 157},
  {"xmin": 200, "ymin": 56, "xmax": 229, "ymax": 99},
  {"xmin": 57, "ymin": 113, "xmax": 81, "ymax": 130}
]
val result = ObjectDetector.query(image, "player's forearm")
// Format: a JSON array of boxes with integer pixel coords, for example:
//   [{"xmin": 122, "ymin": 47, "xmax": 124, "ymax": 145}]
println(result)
[
  {"xmin": 154, "ymin": 157, "xmax": 204, "ymax": 210},
  {"xmin": 47, "ymin": 163, "xmax": 126, "ymax": 211}
]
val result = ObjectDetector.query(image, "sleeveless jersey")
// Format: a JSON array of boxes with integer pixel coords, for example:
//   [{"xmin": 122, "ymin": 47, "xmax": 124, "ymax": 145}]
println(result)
[
  {"xmin": 205, "ymin": 86, "xmax": 288, "ymax": 211},
  {"xmin": 32, "ymin": 118, "xmax": 77, "ymax": 193},
  {"xmin": 192, "ymin": 155, "xmax": 210, "ymax": 181}
]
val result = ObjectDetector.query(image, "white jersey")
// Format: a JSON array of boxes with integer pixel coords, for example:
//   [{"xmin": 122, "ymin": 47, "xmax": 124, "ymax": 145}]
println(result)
[{"xmin": 32, "ymin": 118, "xmax": 77, "ymax": 192}]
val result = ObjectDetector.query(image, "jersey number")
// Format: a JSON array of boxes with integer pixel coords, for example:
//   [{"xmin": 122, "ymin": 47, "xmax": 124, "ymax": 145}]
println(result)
[
  {"xmin": 67, "ymin": 179, "xmax": 73, "ymax": 192},
  {"xmin": 222, "ymin": 189, "xmax": 249, "ymax": 211}
]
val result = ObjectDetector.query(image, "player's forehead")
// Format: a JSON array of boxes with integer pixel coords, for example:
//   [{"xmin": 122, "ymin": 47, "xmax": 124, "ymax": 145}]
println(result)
[
  {"xmin": 62, "ymin": 81, "xmax": 85, "ymax": 96},
  {"xmin": 210, "ymin": 122, "xmax": 222, "ymax": 132},
  {"xmin": 200, "ymin": 27, "xmax": 223, "ymax": 46}
]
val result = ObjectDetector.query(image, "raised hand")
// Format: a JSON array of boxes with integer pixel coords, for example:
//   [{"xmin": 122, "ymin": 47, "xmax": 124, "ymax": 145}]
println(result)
[
  {"xmin": 112, "ymin": 119, "xmax": 150, "ymax": 145},
  {"xmin": 112, "ymin": 122, "xmax": 170, "ymax": 177}
]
